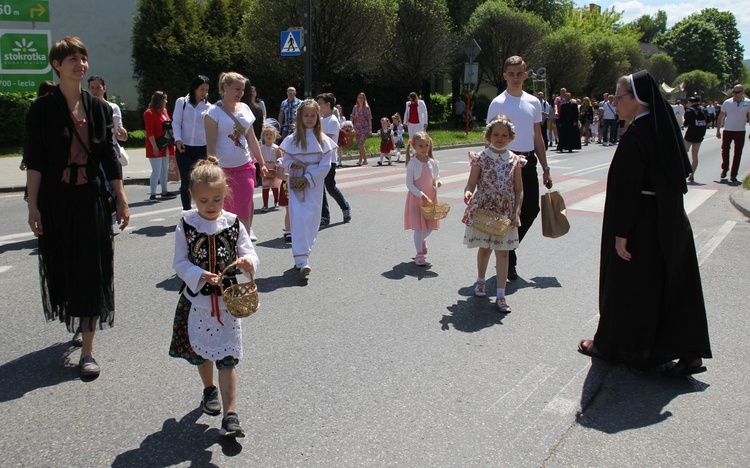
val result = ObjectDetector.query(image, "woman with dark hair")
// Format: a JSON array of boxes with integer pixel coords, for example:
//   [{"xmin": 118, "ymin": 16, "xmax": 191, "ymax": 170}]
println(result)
[
  {"xmin": 577, "ymin": 71, "xmax": 712, "ymax": 377},
  {"xmin": 173, "ymin": 75, "xmax": 211, "ymax": 209},
  {"xmin": 88, "ymin": 75, "xmax": 129, "ymax": 159},
  {"xmin": 144, "ymin": 90, "xmax": 176, "ymax": 200},
  {"xmin": 24, "ymin": 36, "xmax": 130, "ymax": 377}
]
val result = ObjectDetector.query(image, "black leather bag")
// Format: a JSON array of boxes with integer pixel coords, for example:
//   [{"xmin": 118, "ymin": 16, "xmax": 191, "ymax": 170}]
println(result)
[{"xmin": 156, "ymin": 120, "xmax": 175, "ymax": 149}]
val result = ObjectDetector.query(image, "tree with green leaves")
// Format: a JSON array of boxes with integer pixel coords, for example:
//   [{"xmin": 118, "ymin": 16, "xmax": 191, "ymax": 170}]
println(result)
[
  {"xmin": 240, "ymin": 0, "xmax": 396, "ymax": 97},
  {"xmin": 539, "ymin": 27, "xmax": 590, "ymax": 98},
  {"xmin": 692, "ymin": 9, "xmax": 744, "ymax": 85},
  {"xmin": 656, "ymin": 17, "xmax": 728, "ymax": 85},
  {"xmin": 583, "ymin": 34, "xmax": 642, "ymax": 98},
  {"xmin": 648, "ymin": 53, "xmax": 677, "ymax": 85},
  {"xmin": 623, "ymin": 10, "xmax": 667, "ymax": 43},
  {"xmin": 465, "ymin": 1, "xmax": 550, "ymax": 94},
  {"xmin": 508, "ymin": 0, "xmax": 573, "ymax": 29},
  {"xmin": 674, "ymin": 70, "xmax": 720, "ymax": 101}
]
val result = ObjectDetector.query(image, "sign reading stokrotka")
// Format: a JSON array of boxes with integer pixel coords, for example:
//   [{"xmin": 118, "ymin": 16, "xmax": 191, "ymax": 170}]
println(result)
[{"xmin": 0, "ymin": 29, "xmax": 53, "ymax": 92}]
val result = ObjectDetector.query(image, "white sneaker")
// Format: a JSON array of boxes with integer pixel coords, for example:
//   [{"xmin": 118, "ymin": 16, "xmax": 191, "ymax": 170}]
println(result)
[
  {"xmin": 249, "ymin": 228, "xmax": 257, "ymax": 242},
  {"xmin": 496, "ymin": 296, "xmax": 512, "ymax": 313},
  {"xmin": 474, "ymin": 282, "xmax": 486, "ymax": 297},
  {"xmin": 300, "ymin": 265, "xmax": 312, "ymax": 277}
]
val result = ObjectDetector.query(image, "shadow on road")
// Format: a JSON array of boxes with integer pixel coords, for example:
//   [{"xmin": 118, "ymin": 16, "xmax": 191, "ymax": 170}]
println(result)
[
  {"xmin": 256, "ymin": 267, "xmax": 314, "ymax": 292},
  {"xmin": 0, "ymin": 238, "xmax": 38, "ymax": 255},
  {"xmin": 576, "ymin": 359, "xmax": 710, "ymax": 434},
  {"xmin": 156, "ymin": 274, "xmax": 183, "ymax": 292},
  {"xmin": 440, "ymin": 297, "xmax": 505, "ymax": 332},
  {"xmin": 0, "ymin": 342, "xmax": 78, "ymax": 402},
  {"xmin": 130, "ymin": 225, "xmax": 176, "ymax": 238},
  {"xmin": 382, "ymin": 262, "xmax": 439, "ymax": 281},
  {"xmin": 505, "ymin": 276, "xmax": 561, "ymax": 294},
  {"xmin": 112, "ymin": 407, "xmax": 242, "ymax": 467}
]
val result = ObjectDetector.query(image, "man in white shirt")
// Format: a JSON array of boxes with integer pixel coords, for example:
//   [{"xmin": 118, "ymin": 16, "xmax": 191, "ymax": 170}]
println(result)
[
  {"xmin": 317, "ymin": 93, "xmax": 352, "ymax": 226},
  {"xmin": 602, "ymin": 94, "xmax": 618, "ymax": 146},
  {"xmin": 716, "ymin": 84, "xmax": 750, "ymax": 182},
  {"xmin": 671, "ymin": 100, "xmax": 685, "ymax": 127},
  {"xmin": 486, "ymin": 55, "xmax": 552, "ymax": 280},
  {"xmin": 537, "ymin": 91, "xmax": 550, "ymax": 148}
]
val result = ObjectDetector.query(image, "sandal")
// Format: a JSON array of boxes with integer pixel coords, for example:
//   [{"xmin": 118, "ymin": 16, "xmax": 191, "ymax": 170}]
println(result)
[
  {"xmin": 577, "ymin": 339, "xmax": 605, "ymax": 359},
  {"xmin": 664, "ymin": 360, "xmax": 707, "ymax": 378}
]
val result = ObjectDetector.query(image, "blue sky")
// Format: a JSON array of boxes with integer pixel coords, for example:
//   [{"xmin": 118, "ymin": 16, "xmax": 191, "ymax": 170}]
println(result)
[{"xmin": 586, "ymin": 1, "xmax": 750, "ymax": 60}]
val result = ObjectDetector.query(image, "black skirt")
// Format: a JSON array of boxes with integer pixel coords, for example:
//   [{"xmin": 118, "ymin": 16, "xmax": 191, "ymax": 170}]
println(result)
[{"xmin": 37, "ymin": 182, "xmax": 115, "ymax": 332}]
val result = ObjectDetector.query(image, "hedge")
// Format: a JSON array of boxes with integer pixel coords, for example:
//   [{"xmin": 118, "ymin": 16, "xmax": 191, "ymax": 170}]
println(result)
[{"xmin": 0, "ymin": 92, "xmax": 36, "ymax": 147}]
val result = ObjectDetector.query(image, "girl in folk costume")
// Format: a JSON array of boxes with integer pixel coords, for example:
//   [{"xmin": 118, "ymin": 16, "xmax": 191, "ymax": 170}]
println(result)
[
  {"xmin": 259, "ymin": 125, "xmax": 282, "ymax": 211},
  {"xmin": 462, "ymin": 116, "xmax": 524, "ymax": 313},
  {"xmin": 404, "ymin": 132, "xmax": 441, "ymax": 266},
  {"xmin": 391, "ymin": 113, "xmax": 405, "ymax": 162},
  {"xmin": 374, "ymin": 116, "xmax": 395, "ymax": 165},
  {"xmin": 170, "ymin": 157, "xmax": 259, "ymax": 438},
  {"xmin": 280, "ymin": 99, "xmax": 336, "ymax": 276}
]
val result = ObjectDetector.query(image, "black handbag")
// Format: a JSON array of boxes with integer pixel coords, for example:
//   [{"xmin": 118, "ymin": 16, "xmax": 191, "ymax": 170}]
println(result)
[{"xmin": 156, "ymin": 120, "xmax": 175, "ymax": 149}]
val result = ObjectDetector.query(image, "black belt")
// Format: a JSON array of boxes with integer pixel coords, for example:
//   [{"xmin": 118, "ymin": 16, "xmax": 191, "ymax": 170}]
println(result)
[{"xmin": 516, "ymin": 151, "xmax": 535, "ymax": 157}]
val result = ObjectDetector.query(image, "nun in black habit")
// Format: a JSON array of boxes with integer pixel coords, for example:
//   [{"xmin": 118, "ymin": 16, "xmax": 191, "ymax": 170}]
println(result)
[{"xmin": 577, "ymin": 71, "xmax": 712, "ymax": 377}]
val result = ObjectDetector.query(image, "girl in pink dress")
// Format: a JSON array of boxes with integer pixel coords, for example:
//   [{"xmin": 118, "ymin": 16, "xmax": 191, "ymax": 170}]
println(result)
[
  {"xmin": 462, "ymin": 116, "xmax": 524, "ymax": 313},
  {"xmin": 404, "ymin": 132, "xmax": 441, "ymax": 266}
]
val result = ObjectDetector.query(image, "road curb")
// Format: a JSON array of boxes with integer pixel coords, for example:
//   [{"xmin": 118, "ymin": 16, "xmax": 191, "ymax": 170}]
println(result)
[{"xmin": 729, "ymin": 187, "xmax": 750, "ymax": 218}]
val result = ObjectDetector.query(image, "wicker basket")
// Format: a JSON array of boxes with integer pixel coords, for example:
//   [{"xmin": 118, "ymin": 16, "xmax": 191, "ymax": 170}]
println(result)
[
  {"xmin": 263, "ymin": 168, "xmax": 277, "ymax": 180},
  {"xmin": 473, "ymin": 209, "xmax": 512, "ymax": 237},
  {"xmin": 220, "ymin": 261, "xmax": 259, "ymax": 318},
  {"xmin": 420, "ymin": 200, "xmax": 451, "ymax": 220},
  {"xmin": 289, "ymin": 176, "xmax": 307, "ymax": 191}
]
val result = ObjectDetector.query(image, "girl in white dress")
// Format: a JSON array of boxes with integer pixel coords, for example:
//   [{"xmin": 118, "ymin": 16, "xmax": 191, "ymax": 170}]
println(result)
[
  {"xmin": 280, "ymin": 100, "xmax": 336, "ymax": 276},
  {"xmin": 171, "ymin": 157, "xmax": 259, "ymax": 438}
]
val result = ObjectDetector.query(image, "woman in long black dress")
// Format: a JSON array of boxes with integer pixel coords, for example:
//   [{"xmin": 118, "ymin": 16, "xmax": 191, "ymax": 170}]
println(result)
[
  {"xmin": 24, "ymin": 37, "xmax": 130, "ymax": 377},
  {"xmin": 577, "ymin": 71, "xmax": 712, "ymax": 377}
]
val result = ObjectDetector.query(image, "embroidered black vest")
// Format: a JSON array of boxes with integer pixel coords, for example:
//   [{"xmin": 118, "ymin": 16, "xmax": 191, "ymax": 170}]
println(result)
[{"xmin": 181, "ymin": 217, "xmax": 240, "ymax": 297}]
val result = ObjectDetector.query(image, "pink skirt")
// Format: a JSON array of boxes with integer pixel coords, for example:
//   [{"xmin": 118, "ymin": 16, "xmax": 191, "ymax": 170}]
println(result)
[
  {"xmin": 404, "ymin": 193, "xmax": 439, "ymax": 231},
  {"xmin": 222, "ymin": 161, "xmax": 256, "ymax": 218}
]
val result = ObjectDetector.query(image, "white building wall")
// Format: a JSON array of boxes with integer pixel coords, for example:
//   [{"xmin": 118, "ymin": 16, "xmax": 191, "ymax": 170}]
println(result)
[{"xmin": 1, "ymin": 0, "xmax": 139, "ymax": 107}]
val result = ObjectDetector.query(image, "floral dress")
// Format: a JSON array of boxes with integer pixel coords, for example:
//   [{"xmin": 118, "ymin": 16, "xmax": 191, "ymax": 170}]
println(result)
[
  {"xmin": 462, "ymin": 148, "xmax": 525, "ymax": 250},
  {"xmin": 351, "ymin": 105, "xmax": 372, "ymax": 145}
]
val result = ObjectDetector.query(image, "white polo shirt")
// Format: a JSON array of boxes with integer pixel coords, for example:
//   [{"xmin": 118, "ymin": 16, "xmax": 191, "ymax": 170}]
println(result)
[{"xmin": 720, "ymin": 97, "xmax": 750, "ymax": 132}]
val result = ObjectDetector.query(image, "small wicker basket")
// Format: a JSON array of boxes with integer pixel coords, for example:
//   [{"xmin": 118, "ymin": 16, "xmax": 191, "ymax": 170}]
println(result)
[
  {"xmin": 473, "ymin": 209, "xmax": 512, "ymax": 237},
  {"xmin": 263, "ymin": 168, "xmax": 277, "ymax": 180},
  {"xmin": 420, "ymin": 200, "xmax": 451, "ymax": 220},
  {"xmin": 220, "ymin": 261, "xmax": 259, "ymax": 318}
]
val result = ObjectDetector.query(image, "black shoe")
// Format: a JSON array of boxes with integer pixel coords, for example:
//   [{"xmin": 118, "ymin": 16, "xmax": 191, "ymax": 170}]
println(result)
[
  {"xmin": 161, "ymin": 192, "xmax": 177, "ymax": 198},
  {"xmin": 220, "ymin": 412, "xmax": 245, "ymax": 438},
  {"xmin": 283, "ymin": 232, "xmax": 292, "ymax": 243},
  {"xmin": 731, "ymin": 177, "xmax": 739, "ymax": 183},
  {"xmin": 149, "ymin": 194, "xmax": 157, "ymax": 201},
  {"xmin": 721, "ymin": 171, "xmax": 727, "ymax": 179},
  {"xmin": 319, "ymin": 217, "xmax": 330, "ymax": 228},
  {"xmin": 343, "ymin": 208, "xmax": 352, "ymax": 223},
  {"xmin": 201, "ymin": 386, "xmax": 221, "ymax": 416},
  {"xmin": 377, "ymin": 161, "xmax": 382, "ymax": 166},
  {"xmin": 507, "ymin": 265, "xmax": 518, "ymax": 281}
]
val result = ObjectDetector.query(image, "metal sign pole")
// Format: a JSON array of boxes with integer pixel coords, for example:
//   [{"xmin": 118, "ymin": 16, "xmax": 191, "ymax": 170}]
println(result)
[{"xmin": 303, "ymin": 0, "xmax": 312, "ymax": 98}]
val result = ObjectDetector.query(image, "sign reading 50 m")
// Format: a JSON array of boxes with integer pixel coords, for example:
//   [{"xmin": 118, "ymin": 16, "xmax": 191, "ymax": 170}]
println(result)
[{"xmin": 0, "ymin": 30, "xmax": 51, "ymax": 73}]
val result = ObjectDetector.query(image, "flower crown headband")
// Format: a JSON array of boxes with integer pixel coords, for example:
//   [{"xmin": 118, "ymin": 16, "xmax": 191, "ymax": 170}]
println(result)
[{"xmin": 486, "ymin": 118, "xmax": 515, "ymax": 133}]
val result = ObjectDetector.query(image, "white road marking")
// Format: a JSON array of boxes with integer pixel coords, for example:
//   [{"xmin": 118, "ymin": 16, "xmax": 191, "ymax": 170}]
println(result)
[
  {"xmin": 0, "ymin": 266, "xmax": 11, "ymax": 273},
  {"xmin": 568, "ymin": 192, "xmax": 607, "ymax": 213},
  {"xmin": 548, "ymin": 178, "xmax": 598, "ymax": 194},
  {"xmin": 563, "ymin": 162, "xmax": 611, "ymax": 177},
  {"xmin": 697, "ymin": 221, "xmax": 735, "ymax": 266},
  {"xmin": 684, "ymin": 188, "xmax": 716, "ymax": 214},
  {"xmin": 486, "ymin": 364, "xmax": 556, "ymax": 415}
]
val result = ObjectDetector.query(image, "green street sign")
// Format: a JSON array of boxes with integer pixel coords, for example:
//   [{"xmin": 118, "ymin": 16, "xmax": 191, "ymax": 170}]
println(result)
[
  {"xmin": 0, "ymin": 30, "xmax": 52, "ymax": 92},
  {"xmin": 0, "ymin": 1, "xmax": 50, "ymax": 22},
  {"xmin": 0, "ymin": 71, "xmax": 53, "ymax": 92}
]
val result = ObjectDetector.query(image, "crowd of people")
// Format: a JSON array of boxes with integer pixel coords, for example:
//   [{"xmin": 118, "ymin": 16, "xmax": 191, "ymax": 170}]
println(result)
[{"xmin": 23, "ymin": 37, "xmax": 723, "ymax": 440}]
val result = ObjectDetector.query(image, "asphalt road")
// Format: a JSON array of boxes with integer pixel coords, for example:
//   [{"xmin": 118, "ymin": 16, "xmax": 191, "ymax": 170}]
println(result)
[{"xmin": 1, "ymin": 138, "xmax": 749, "ymax": 467}]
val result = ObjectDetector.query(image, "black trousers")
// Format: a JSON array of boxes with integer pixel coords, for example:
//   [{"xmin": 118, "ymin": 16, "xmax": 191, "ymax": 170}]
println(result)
[
  {"xmin": 321, "ymin": 163, "xmax": 350, "ymax": 219},
  {"xmin": 175, "ymin": 145, "xmax": 207, "ymax": 210},
  {"xmin": 510, "ymin": 152, "xmax": 540, "ymax": 269}
]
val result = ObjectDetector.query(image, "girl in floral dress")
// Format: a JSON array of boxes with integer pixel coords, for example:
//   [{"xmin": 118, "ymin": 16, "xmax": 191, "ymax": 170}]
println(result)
[
  {"xmin": 351, "ymin": 92, "xmax": 372, "ymax": 165},
  {"xmin": 171, "ymin": 157, "xmax": 259, "ymax": 438},
  {"xmin": 462, "ymin": 116, "xmax": 524, "ymax": 313}
]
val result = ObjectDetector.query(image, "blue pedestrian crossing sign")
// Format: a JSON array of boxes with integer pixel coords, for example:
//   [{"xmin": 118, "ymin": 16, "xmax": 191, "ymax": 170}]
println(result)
[{"xmin": 280, "ymin": 30, "xmax": 302, "ymax": 57}]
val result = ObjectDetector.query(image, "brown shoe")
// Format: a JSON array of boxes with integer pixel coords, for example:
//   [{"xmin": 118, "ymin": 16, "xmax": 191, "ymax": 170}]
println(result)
[{"xmin": 79, "ymin": 356, "xmax": 100, "ymax": 377}]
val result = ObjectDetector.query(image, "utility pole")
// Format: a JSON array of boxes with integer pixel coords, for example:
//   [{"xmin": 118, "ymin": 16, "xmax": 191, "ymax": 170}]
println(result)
[{"xmin": 303, "ymin": 0, "xmax": 312, "ymax": 98}]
